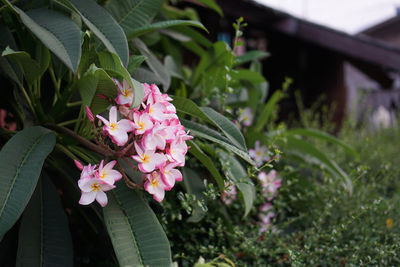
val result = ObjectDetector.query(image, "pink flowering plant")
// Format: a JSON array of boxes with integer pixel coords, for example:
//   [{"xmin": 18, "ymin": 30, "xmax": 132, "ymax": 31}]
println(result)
[{"xmin": 74, "ymin": 81, "xmax": 192, "ymax": 206}]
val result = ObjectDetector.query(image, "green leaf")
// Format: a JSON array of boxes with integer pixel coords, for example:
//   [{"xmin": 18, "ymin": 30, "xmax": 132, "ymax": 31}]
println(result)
[
  {"xmin": 254, "ymin": 90, "xmax": 283, "ymax": 132},
  {"xmin": 283, "ymin": 135, "xmax": 352, "ymax": 193},
  {"xmin": 286, "ymin": 128, "xmax": 358, "ymax": 157},
  {"xmin": 0, "ymin": 126, "xmax": 56, "ymax": 239},
  {"xmin": 171, "ymin": 96, "xmax": 213, "ymax": 124},
  {"xmin": 218, "ymin": 151, "xmax": 255, "ymax": 217},
  {"xmin": 127, "ymin": 55, "xmax": 147, "ymax": 74},
  {"xmin": 77, "ymin": 64, "xmax": 118, "ymax": 114},
  {"xmin": 200, "ymin": 107, "xmax": 247, "ymax": 151},
  {"xmin": 103, "ymin": 184, "xmax": 172, "ymax": 267},
  {"xmin": 132, "ymin": 38, "xmax": 171, "ymax": 90},
  {"xmin": 192, "ymin": 0, "xmax": 223, "ymax": 16},
  {"xmin": 97, "ymin": 51, "xmax": 144, "ymax": 108},
  {"xmin": 181, "ymin": 119, "xmax": 255, "ymax": 165},
  {"xmin": 1, "ymin": 47, "xmax": 42, "ymax": 87},
  {"xmin": 16, "ymin": 176, "xmax": 73, "ymax": 266},
  {"xmin": 234, "ymin": 50, "xmax": 269, "ymax": 66},
  {"xmin": 105, "ymin": 0, "xmax": 164, "ymax": 38},
  {"xmin": 230, "ymin": 69, "xmax": 265, "ymax": 85},
  {"xmin": 5, "ymin": 5, "xmax": 82, "ymax": 73},
  {"xmin": 59, "ymin": 0, "xmax": 129, "ymax": 66},
  {"xmin": 128, "ymin": 19, "xmax": 207, "ymax": 39},
  {"xmin": 188, "ymin": 141, "xmax": 224, "ymax": 191},
  {"xmin": 183, "ymin": 167, "xmax": 207, "ymax": 223}
]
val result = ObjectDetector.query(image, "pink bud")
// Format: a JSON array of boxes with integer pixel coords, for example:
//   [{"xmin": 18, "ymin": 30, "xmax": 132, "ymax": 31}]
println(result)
[
  {"xmin": 74, "ymin": 160, "xmax": 84, "ymax": 171},
  {"xmin": 97, "ymin": 94, "xmax": 106, "ymax": 99},
  {"xmin": 85, "ymin": 106, "xmax": 94, "ymax": 123}
]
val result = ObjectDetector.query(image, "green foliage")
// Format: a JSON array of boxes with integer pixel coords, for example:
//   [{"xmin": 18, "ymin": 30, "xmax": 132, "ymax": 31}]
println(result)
[
  {"xmin": 0, "ymin": 127, "xmax": 55, "ymax": 239},
  {"xmin": 104, "ymin": 184, "xmax": 172, "ymax": 267}
]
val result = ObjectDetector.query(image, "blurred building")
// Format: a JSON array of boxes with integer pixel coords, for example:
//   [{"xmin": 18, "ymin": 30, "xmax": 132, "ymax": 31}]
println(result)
[{"xmin": 191, "ymin": 0, "xmax": 400, "ymax": 126}]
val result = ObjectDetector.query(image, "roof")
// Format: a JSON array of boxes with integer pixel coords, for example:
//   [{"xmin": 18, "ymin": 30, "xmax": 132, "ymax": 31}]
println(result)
[{"xmin": 216, "ymin": 0, "xmax": 400, "ymax": 71}]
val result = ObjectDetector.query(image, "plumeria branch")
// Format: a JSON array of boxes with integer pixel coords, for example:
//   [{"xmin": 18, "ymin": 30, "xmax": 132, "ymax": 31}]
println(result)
[{"xmin": 45, "ymin": 124, "xmax": 115, "ymax": 157}]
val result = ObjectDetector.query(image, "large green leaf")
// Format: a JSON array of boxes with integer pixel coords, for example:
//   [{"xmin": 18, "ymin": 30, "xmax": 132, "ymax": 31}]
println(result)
[
  {"xmin": 105, "ymin": 0, "xmax": 164, "ymax": 38},
  {"xmin": 200, "ymin": 107, "xmax": 247, "ymax": 151},
  {"xmin": 2, "ymin": 47, "xmax": 42, "ymax": 87},
  {"xmin": 181, "ymin": 119, "xmax": 255, "ymax": 165},
  {"xmin": 218, "ymin": 151, "xmax": 255, "ymax": 217},
  {"xmin": 183, "ymin": 167, "xmax": 207, "ymax": 223},
  {"xmin": 0, "ymin": 126, "xmax": 56, "ymax": 239},
  {"xmin": 128, "ymin": 20, "xmax": 207, "ymax": 39},
  {"xmin": 59, "ymin": 0, "xmax": 129, "ymax": 66},
  {"xmin": 4, "ymin": 4, "xmax": 82, "ymax": 73},
  {"xmin": 188, "ymin": 141, "xmax": 224, "ymax": 191},
  {"xmin": 192, "ymin": 0, "xmax": 223, "ymax": 16},
  {"xmin": 16, "ymin": 176, "xmax": 73, "ymax": 267},
  {"xmin": 132, "ymin": 38, "xmax": 171, "ymax": 90},
  {"xmin": 171, "ymin": 96, "xmax": 213, "ymax": 124},
  {"xmin": 97, "ymin": 51, "xmax": 144, "ymax": 108},
  {"xmin": 103, "ymin": 184, "xmax": 172, "ymax": 267}
]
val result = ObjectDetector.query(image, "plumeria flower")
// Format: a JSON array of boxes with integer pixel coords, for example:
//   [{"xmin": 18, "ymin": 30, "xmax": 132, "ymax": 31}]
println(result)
[
  {"xmin": 142, "ymin": 124, "xmax": 167, "ymax": 151},
  {"xmin": 78, "ymin": 178, "xmax": 115, "ymax": 207},
  {"xmin": 131, "ymin": 142, "xmax": 167, "ymax": 173},
  {"xmin": 166, "ymin": 140, "xmax": 188, "ymax": 166},
  {"xmin": 96, "ymin": 106, "xmax": 134, "ymax": 146},
  {"xmin": 258, "ymin": 170, "xmax": 282, "ymax": 200},
  {"xmin": 160, "ymin": 163, "xmax": 183, "ymax": 190},
  {"xmin": 249, "ymin": 141, "xmax": 269, "ymax": 166},
  {"xmin": 132, "ymin": 111, "xmax": 153, "ymax": 135},
  {"xmin": 114, "ymin": 78, "xmax": 133, "ymax": 106},
  {"xmin": 79, "ymin": 163, "xmax": 97, "ymax": 180},
  {"xmin": 238, "ymin": 107, "xmax": 253, "ymax": 127},
  {"xmin": 144, "ymin": 171, "xmax": 167, "ymax": 202},
  {"xmin": 222, "ymin": 182, "xmax": 237, "ymax": 205},
  {"xmin": 95, "ymin": 160, "xmax": 122, "ymax": 185},
  {"xmin": 146, "ymin": 102, "xmax": 165, "ymax": 122}
]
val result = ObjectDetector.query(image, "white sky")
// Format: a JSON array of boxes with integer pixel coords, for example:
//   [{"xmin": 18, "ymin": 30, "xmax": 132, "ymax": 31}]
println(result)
[{"xmin": 256, "ymin": 0, "xmax": 400, "ymax": 34}]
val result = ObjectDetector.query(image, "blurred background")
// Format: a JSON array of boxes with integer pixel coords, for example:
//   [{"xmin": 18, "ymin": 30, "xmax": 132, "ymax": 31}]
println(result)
[{"xmin": 185, "ymin": 0, "xmax": 400, "ymax": 129}]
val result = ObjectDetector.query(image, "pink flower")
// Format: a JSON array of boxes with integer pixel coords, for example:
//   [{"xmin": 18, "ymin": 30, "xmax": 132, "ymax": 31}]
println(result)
[
  {"xmin": 166, "ymin": 140, "xmax": 188, "ymax": 166},
  {"xmin": 95, "ymin": 160, "xmax": 122, "ymax": 185},
  {"xmin": 144, "ymin": 171, "xmax": 167, "ymax": 202},
  {"xmin": 146, "ymin": 102, "xmax": 165, "ymax": 122},
  {"xmin": 132, "ymin": 111, "xmax": 153, "ymax": 135},
  {"xmin": 238, "ymin": 107, "xmax": 253, "ymax": 127},
  {"xmin": 222, "ymin": 182, "xmax": 237, "ymax": 205},
  {"xmin": 131, "ymin": 142, "xmax": 166, "ymax": 173},
  {"xmin": 80, "ymin": 163, "xmax": 97, "ymax": 180},
  {"xmin": 114, "ymin": 78, "xmax": 133, "ymax": 106},
  {"xmin": 78, "ymin": 178, "xmax": 115, "ymax": 207},
  {"xmin": 258, "ymin": 202, "xmax": 275, "ymax": 233},
  {"xmin": 258, "ymin": 170, "xmax": 282, "ymax": 200},
  {"xmin": 249, "ymin": 141, "xmax": 269, "ymax": 167},
  {"xmin": 142, "ymin": 124, "xmax": 167, "ymax": 151},
  {"xmin": 160, "ymin": 163, "xmax": 182, "ymax": 190},
  {"xmin": 96, "ymin": 106, "xmax": 134, "ymax": 146}
]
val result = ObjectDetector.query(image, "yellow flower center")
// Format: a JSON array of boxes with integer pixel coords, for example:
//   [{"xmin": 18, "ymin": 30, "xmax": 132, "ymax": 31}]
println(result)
[
  {"xmin": 100, "ymin": 170, "xmax": 107, "ymax": 179},
  {"xmin": 256, "ymin": 150, "xmax": 262, "ymax": 157},
  {"xmin": 122, "ymin": 89, "xmax": 131, "ymax": 97},
  {"xmin": 91, "ymin": 183, "xmax": 101, "ymax": 192},
  {"xmin": 142, "ymin": 153, "xmax": 150, "ymax": 163},
  {"xmin": 109, "ymin": 122, "xmax": 118, "ymax": 131},
  {"xmin": 386, "ymin": 218, "xmax": 393, "ymax": 229},
  {"xmin": 150, "ymin": 177, "xmax": 158, "ymax": 187},
  {"xmin": 243, "ymin": 115, "xmax": 249, "ymax": 121},
  {"xmin": 138, "ymin": 121, "xmax": 144, "ymax": 130},
  {"xmin": 149, "ymin": 106, "xmax": 154, "ymax": 114}
]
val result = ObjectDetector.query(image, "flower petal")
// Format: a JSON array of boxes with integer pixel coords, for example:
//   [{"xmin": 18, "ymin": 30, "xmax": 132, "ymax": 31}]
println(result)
[{"xmin": 79, "ymin": 191, "xmax": 97, "ymax": 205}]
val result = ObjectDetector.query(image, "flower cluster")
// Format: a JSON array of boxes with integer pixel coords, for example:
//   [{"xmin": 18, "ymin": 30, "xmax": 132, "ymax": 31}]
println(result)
[
  {"xmin": 221, "ymin": 182, "xmax": 237, "ymax": 205},
  {"xmin": 75, "ymin": 160, "xmax": 121, "ymax": 207},
  {"xmin": 237, "ymin": 107, "xmax": 253, "ymax": 127},
  {"xmin": 76, "ymin": 79, "xmax": 191, "ymax": 206},
  {"xmin": 257, "ymin": 170, "xmax": 282, "ymax": 232}
]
